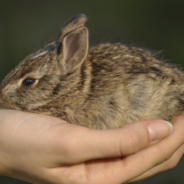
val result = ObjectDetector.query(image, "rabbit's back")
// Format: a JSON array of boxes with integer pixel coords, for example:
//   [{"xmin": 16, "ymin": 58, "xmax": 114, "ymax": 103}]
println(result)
[
  {"xmin": 75, "ymin": 43, "xmax": 184, "ymax": 128},
  {"xmin": 33, "ymin": 43, "xmax": 184, "ymax": 129}
]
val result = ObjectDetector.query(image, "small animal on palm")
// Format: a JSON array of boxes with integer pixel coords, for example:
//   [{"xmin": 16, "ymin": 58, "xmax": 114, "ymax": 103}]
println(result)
[{"xmin": 0, "ymin": 14, "xmax": 184, "ymax": 129}]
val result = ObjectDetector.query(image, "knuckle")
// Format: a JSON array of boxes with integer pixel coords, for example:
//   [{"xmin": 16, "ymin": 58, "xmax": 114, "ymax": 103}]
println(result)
[
  {"xmin": 118, "ymin": 124, "xmax": 150, "ymax": 155},
  {"xmin": 121, "ymin": 131, "xmax": 143, "ymax": 154},
  {"xmin": 164, "ymin": 153, "xmax": 181, "ymax": 170},
  {"xmin": 168, "ymin": 161, "xmax": 178, "ymax": 170},
  {"xmin": 153, "ymin": 145, "xmax": 173, "ymax": 164},
  {"xmin": 163, "ymin": 153, "xmax": 173, "ymax": 162},
  {"xmin": 164, "ymin": 159, "xmax": 178, "ymax": 170}
]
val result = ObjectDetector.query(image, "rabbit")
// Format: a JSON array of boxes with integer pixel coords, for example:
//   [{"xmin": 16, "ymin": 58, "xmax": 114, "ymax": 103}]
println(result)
[{"xmin": 0, "ymin": 14, "xmax": 184, "ymax": 129}]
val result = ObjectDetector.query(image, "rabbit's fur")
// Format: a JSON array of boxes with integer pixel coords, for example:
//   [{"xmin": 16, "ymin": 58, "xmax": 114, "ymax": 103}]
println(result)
[{"xmin": 0, "ymin": 14, "xmax": 184, "ymax": 129}]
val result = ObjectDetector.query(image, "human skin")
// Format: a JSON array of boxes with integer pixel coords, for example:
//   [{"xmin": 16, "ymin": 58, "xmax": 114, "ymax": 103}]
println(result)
[{"xmin": 0, "ymin": 109, "xmax": 183, "ymax": 184}]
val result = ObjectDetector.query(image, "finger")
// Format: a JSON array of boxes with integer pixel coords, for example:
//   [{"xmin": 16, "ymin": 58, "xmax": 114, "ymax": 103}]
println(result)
[
  {"xmin": 55, "ymin": 145, "xmax": 184, "ymax": 184},
  {"xmin": 56, "ymin": 119, "xmax": 172, "ymax": 164},
  {"xmin": 55, "ymin": 144, "xmax": 183, "ymax": 184},
  {"xmin": 111, "ymin": 113, "xmax": 184, "ymax": 183},
  {"xmin": 129, "ymin": 144, "xmax": 184, "ymax": 182},
  {"xmin": 71, "ymin": 114, "xmax": 184, "ymax": 184}
]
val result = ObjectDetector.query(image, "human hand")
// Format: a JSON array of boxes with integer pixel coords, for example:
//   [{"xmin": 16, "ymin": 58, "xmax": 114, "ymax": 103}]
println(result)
[
  {"xmin": 0, "ymin": 109, "xmax": 182, "ymax": 184},
  {"xmin": 129, "ymin": 113, "xmax": 184, "ymax": 183}
]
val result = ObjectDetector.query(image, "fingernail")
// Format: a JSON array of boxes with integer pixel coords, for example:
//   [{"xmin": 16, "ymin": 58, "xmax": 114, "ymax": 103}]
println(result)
[{"xmin": 148, "ymin": 121, "xmax": 173, "ymax": 142}]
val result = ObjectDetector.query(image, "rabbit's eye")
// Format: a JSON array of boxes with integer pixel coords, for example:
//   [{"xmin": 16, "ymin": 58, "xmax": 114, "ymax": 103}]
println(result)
[{"xmin": 22, "ymin": 78, "xmax": 36, "ymax": 86}]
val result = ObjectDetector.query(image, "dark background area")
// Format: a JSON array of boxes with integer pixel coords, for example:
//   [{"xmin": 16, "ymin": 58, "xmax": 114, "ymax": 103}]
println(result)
[{"xmin": 0, "ymin": 0, "xmax": 184, "ymax": 183}]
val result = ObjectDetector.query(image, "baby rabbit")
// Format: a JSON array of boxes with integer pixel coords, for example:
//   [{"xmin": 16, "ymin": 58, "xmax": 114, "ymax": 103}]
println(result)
[{"xmin": 0, "ymin": 14, "xmax": 184, "ymax": 129}]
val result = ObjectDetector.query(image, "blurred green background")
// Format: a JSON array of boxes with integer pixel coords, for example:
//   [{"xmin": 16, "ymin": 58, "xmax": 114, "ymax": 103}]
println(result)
[{"xmin": 0, "ymin": 0, "xmax": 184, "ymax": 183}]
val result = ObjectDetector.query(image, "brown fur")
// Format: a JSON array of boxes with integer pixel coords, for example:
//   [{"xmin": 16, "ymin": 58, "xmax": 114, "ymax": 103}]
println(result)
[{"xmin": 0, "ymin": 14, "xmax": 184, "ymax": 129}]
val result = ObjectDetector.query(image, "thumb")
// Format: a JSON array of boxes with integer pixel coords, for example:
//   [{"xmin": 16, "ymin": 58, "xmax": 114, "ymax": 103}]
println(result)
[{"xmin": 57, "ymin": 119, "xmax": 173, "ymax": 164}]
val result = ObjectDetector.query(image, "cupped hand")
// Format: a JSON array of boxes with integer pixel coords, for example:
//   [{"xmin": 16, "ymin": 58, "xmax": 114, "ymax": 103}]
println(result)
[{"xmin": 0, "ymin": 109, "xmax": 182, "ymax": 184}]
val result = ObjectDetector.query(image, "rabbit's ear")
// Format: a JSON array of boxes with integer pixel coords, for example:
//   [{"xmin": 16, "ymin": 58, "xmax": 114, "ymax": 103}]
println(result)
[
  {"xmin": 60, "ymin": 26, "xmax": 89, "ymax": 71},
  {"xmin": 57, "ymin": 14, "xmax": 88, "ymax": 72},
  {"xmin": 57, "ymin": 14, "xmax": 87, "ymax": 43}
]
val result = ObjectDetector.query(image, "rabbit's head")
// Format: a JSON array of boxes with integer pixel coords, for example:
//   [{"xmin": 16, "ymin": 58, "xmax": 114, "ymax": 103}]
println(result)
[{"xmin": 0, "ymin": 14, "xmax": 89, "ymax": 110}]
